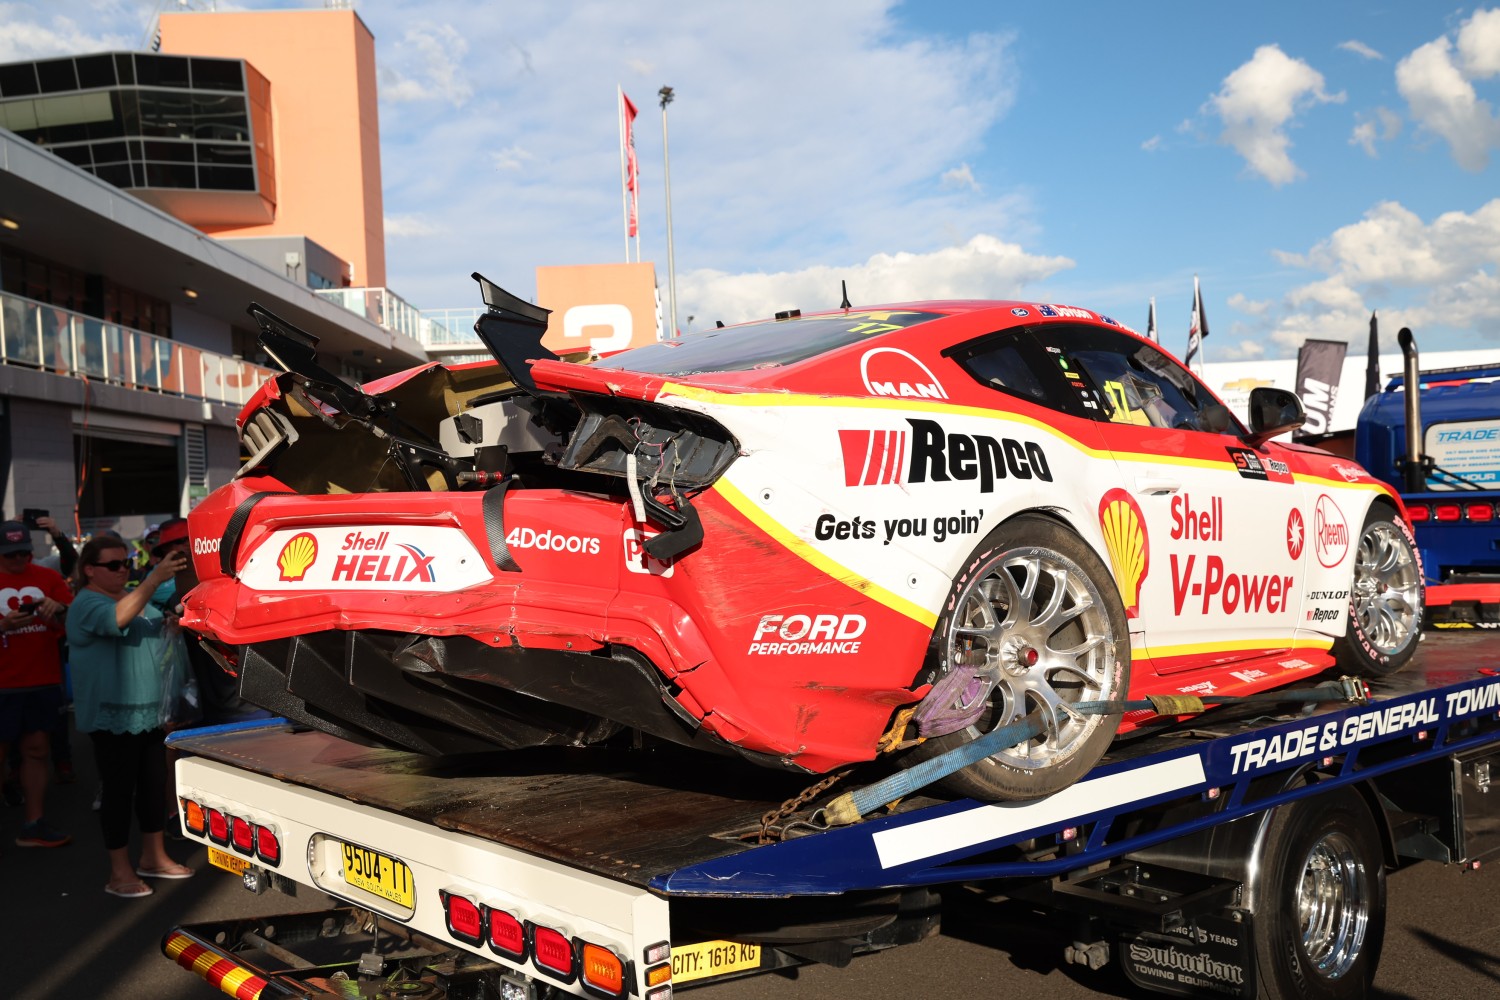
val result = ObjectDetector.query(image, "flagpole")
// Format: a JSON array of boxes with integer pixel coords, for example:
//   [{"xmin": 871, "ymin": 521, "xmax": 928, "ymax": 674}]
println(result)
[
  {"xmin": 617, "ymin": 86, "xmax": 629, "ymax": 262},
  {"xmin": 659, "ymin": 85, "xmax": 678, "ymax": 340}
]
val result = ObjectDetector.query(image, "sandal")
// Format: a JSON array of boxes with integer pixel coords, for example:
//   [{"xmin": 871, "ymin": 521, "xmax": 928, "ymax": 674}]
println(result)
[
  {"xmin": 105, "ymin": 880, "xmax": 153, "ymax": 898},
  {"xmin": 136, "ymin": 863, "xmax": 195, "ymax": 879}
]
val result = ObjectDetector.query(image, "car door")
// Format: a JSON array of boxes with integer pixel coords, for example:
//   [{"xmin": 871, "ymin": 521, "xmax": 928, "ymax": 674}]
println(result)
[{"xmin": 1055, "ymin": 327, "xmax": 1305, "ymax": 673}]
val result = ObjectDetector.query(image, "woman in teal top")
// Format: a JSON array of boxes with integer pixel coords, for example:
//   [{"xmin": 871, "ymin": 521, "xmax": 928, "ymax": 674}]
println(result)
[{"xmin": 68, "ymin": 535, "xmax": 193, "ymax": 899}]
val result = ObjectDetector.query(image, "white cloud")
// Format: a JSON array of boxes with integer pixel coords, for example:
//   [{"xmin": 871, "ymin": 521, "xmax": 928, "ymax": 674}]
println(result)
[
  {"xmin": 1458, "ymin": 8, "xmax": 1500, "ymax": 78},
  {"xmin": 380, "ymin": 23, "xmax": 474, "ymax": 107},
  {"xmin": 1397, "ymin": 11, "xmax": 1500, "ymax": 170},
  {"xmin": 1349, "ymin": 106, "xmax": 1402, "ymax": 156},
  {"xmin": 1266, "ymin": 199, "xmax": 1500, "ymax": 349},
  {"xmin": 1228, "ymin": 293, "xmax": 1271, "ymax": 315},
  {"xmin": 364, "ymin": 1, "xmax": 1028, "ymax": 311},
  {"xmin": 384, "ymin": 215, "xmax": 442, "ymax": 238},
  {"xmin": 1141, "ymin": 134, "xmax": 1162, "ymax": 152},
  {"xmin": 940, "ymin": 163, "xmax": 979, "ymax": 191},
  {"xmin": 1207, "ymin": 44, "xmax": 1345, "ymax": 185},
  {"xmin": 1216, "ymin": 339, "xmax": 1268, "ymax": 360},
  {"xmin": 678, "ymin": 234, "xmax": 1074, "ymax": 327},
  {"xmin": 0, "ymin": 2, "xmax": 134, "ymax": 60},
  {"xmin": 490, "ymin": 146, "xmax": 535, "ymax": 171},
  {"xmin": 1338, "ymin": 39, "xmax": 1384, "ymax": 61}
]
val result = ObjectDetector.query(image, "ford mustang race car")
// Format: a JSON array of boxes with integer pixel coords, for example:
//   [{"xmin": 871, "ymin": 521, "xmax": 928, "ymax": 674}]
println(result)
[{"xmin": 181, "ymin": 275, "xmax": 1424, "ymax": 801}]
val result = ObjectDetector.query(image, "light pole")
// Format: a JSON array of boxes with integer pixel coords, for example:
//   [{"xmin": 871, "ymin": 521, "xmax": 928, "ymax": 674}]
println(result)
[{"xmin": 659, "ymin": 85, "xmax": 678, "ymax": 340}]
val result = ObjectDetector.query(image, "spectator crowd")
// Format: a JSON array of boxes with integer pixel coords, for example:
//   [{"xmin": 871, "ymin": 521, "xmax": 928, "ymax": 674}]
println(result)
[{"xmin": 0, "ymin": 512, "xmax": 258, "ymax": 899}]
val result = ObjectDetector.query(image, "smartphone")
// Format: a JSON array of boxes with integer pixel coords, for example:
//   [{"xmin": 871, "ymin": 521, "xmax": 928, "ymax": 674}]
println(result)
[{"xmin": 21, "ymin": 507, "xmax": 47, "ymax": 530}]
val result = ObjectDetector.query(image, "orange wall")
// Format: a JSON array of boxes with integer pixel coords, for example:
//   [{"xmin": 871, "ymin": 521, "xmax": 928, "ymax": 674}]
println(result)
[
  {"xmin": 536, "ymin": 263, "xmax": 661, "ymax": 355},
  {"xmin": 159, "ymin": 9, "xmax": 387, "ymax": 288}
]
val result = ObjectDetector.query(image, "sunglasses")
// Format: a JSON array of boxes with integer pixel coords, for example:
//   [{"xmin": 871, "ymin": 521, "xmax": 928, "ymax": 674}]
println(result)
[{"xmin": 91, "ymin": 559, "xmax": 130, "ymax": 572}]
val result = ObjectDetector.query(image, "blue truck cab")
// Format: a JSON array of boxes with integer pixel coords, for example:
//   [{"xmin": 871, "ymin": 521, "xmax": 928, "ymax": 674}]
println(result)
[{"xmin": 1356, "ymin": 362, "xmax": 1500, "ymax": 625}]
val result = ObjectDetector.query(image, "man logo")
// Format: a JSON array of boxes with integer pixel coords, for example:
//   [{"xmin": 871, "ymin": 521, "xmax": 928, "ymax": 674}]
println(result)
[{"xmin": 859, "ymin": 347, "xmax": 948, "ymax": 400}]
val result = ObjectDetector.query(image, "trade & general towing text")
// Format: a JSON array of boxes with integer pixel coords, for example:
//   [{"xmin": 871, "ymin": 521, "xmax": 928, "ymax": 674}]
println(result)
[{"xmin": 1226, "ymin": 680, "xmax": 1500, "ymax": 775}]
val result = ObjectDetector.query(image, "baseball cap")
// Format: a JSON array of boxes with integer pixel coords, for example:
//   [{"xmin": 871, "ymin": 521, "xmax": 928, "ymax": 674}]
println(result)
[
  {"xmin": 0, "ymin": 521, "xmax": 33, "ymax": 555},
  {"xmin": 157, "ymin": 519, "xmax": 190, "ymax": 546}
]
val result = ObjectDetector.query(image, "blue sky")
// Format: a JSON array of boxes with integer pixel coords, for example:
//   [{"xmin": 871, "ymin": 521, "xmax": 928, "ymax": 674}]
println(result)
[{"xmin": 6, "ymin": 2, "xmax": 1500, "ymax": 359}]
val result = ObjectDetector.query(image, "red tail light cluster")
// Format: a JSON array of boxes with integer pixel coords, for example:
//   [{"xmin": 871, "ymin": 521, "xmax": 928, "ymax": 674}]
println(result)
[
  {"xmin": 1405, "ymin": 501, "xmax": 1495, "ymax": 523},
  {"xmin": 437, "ymin": 890, "xmax": 638, "ymax": 997},
  {"xmin": 178, "ymin": 796, "xmax": 280, "ymax": 867}
]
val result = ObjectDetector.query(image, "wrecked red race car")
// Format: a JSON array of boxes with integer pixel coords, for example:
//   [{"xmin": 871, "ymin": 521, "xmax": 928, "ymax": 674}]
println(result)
[{"xmin": 182, "ymin": 275, "xmax": 1424, "ymax": 801}]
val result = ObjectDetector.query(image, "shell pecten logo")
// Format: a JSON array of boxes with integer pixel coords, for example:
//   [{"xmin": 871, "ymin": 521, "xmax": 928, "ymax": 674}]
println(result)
[
  {"xmin": 276, "ymin": 532, "xmax": 318, "ymax": 582},
  {"xmin": 1098, "ymin": 488, "xmax": 1150, "ymax": 618}
]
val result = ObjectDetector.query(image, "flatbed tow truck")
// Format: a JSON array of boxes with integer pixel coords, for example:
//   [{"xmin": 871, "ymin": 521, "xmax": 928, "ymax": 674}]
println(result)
[{"xmin": 163, "ymin": 631, "xmax": 1500, "ymax": 1000}]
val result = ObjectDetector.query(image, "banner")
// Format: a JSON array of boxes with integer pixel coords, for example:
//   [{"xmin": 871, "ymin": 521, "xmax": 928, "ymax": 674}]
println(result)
[
  {"xmin": 620, "ymin": 90, "xmax": 640, "ymax": 239},
  {"xmin": 1364, "ymin": 311, "xmax": 1379, "ymax": 400},
  {"xmin": 1185, "ymin": 275, "xmax": 1209, "ymax": 372},
  {"xmin": 1146, "ymin": 297, "xmax": 1158, "ymax": 343},
  {"xmin": 1292, "ymin": 338, "xmax": 1347, "ymax": 440}
]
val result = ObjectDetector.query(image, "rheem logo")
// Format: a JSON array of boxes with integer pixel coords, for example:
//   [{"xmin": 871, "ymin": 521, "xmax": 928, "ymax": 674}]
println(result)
[{"xmin": 1313, "ymin": 495, "xmax": 1348, "ymax": 568}]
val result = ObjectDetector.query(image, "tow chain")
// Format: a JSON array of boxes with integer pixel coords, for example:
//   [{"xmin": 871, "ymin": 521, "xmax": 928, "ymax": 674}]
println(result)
[{"xmin": 758, "ymin": 769, "xmax": 852, "ymax": 844}]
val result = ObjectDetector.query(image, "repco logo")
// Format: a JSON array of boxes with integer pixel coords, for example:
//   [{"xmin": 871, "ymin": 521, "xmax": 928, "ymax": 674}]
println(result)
[
  {"xmin": 193, "ymin": 537, "xmax": 220, "ymax": 555},
  {"xmin": 1313, "ymin": 494, "xmax": 1349, "ymax": 568},
  {"xmin": 839, "ymin": 418, "xmax": 1052, "ymax": 491}
]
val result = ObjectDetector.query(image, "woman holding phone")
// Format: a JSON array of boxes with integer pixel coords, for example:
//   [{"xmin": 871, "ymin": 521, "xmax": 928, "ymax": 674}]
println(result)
[{"xmin": 67, "ymin": 535, "xmax": 193, "ymax": 899}]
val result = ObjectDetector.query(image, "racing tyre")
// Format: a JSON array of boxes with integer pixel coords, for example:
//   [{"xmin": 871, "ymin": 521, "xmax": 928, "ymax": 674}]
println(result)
[
  {"xmin": 1332, "ymin": 504, "xmax": 1423, "ymax": 678},
  {"xmin": 909, "ymin": 515, "xmax": 1128, "ymax": 801},
  {"xmin": 1253, "ymin": 787, "xmax": 1385, "ymax": 1000}
]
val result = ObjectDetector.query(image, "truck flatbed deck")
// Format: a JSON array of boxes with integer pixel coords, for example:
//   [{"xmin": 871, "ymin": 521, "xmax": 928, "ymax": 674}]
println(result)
[{"xmin": 166, "ymin": 631, "xmax": 1500, "ymax": 999}]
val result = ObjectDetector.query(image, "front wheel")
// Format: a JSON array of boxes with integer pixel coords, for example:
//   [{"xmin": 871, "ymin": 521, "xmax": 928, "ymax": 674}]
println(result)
[
  {"xmin": 1333, "ymin": 504, "xmax": 1423, "ymax": 678},
  {"xmin": 907, "ymin": 515, "xmax": 1128, "ymax": 801},
  {"xmin": 1253, "ymin": 787, "xmax": 1386, "ymax": 999}
]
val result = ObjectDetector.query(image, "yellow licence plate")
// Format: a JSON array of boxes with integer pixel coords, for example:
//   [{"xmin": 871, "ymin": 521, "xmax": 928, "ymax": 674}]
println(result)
[
  {"xmin": 340, "ymin": 841, "xmax": 415, "ymax": 909},
  {"xmin": 671, "ymin": 940, "xmax": 762, "ymax": 983},
  {"xmin": 208, "ymin": 847, "xmax": 249, "ymax": 876}
]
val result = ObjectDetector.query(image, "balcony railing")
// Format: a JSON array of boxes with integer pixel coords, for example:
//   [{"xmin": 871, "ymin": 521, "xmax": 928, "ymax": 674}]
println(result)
[
  {"xmin": 419, "ymin": 307, "xmax": 485, "ymax": 348},
  {"xmin": 0, "ymin": 289, "xmax": 276, "ymax": 406},
  {"xmin": 315, "ymin": 286, "xmax": 430, "ymax": 349}
]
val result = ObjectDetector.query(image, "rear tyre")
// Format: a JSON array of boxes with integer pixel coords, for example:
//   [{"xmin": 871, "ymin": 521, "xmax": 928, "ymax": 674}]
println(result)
[
  {"xmin": 1332, "ymin": 504, "xmax": 1423, "ymax": 678},
  {"xmin": 909, "ymin": 515, "xmax": 1128, "ymax": 801},
  {"xmin": 1254, "ymin": 787, "xmax": 1385, "ymax": 1000}
]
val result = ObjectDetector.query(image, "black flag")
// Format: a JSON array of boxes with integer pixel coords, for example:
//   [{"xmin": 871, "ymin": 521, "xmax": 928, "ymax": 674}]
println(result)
[
  {"xmin": 1293, "ymin": 339, "xmax": 1348, "ymax": 441},
  {"xmin": 1364, "ymin": 311, "xmax": 1379, "ymax": 400}
]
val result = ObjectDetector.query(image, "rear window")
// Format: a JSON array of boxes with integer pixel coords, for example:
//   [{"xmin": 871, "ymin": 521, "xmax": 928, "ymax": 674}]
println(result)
[{"xmin": 594, "ymin": 310, "xmax": 944, "ymax": 376}]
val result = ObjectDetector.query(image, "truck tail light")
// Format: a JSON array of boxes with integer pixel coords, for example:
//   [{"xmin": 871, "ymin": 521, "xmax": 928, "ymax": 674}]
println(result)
[
  {"xmin": 441, "ymin": 891, "xmax": 484, "ymax": 945},
  {"xmin": 486, "ymin": 907, "xmax": 526, "ymax": 960},
  {"xmin": 255, "ymin": 824, "xmax": 281, "ymax": 866},
  {"xmin": 581, "ymin": 943, "xmax": 625, "ymax": 996},
  {"xmin": 182, "ymin": 798, "xmax": 206, "ymax": 836},
  {"xmin": 231, "ymin": 816, "xmax": 255, "ymax": 855},
  {"xmin": 532, "ymin": 924, "xmax": 576, "ymax": 980},
  {"xmin": 206, "ymin": 807, "xmax": 229, "ymax": 845},
  {"xmin": 1434, "ymin": 503, "xmax": 1462, "ymax": 521},
  {"xmin": 1406, "ymin": 504, "xmax": 1429, "ymax": 522},
  {"xmin": 1466, "ymin": 502, "xmax": 1495, "ymax": 522}
]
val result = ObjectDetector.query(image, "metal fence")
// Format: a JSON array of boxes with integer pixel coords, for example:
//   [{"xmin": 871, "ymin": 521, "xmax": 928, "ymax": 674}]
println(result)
[{"xmin": 0, "ymin": 289, "xmax": 276, "ymax": 406}]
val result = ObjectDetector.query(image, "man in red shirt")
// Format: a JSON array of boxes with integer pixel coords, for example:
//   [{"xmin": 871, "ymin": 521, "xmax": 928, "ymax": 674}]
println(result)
[{"xmin": 0, "ymin": 520, "xmax": 73, "ymax": 847}]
